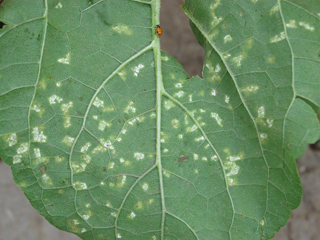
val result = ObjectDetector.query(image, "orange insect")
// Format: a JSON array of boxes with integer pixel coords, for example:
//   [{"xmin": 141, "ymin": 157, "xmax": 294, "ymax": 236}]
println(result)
[{"xmin": 156, "ymin": 25, "xmax": 163, "ymax": 36}]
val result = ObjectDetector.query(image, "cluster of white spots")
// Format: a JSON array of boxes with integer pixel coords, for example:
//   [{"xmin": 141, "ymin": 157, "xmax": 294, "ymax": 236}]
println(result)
[
  {"xmin": 105, "ymin": 201, "xmax": 112, "ymax": 208},
  {"xmin": 74, "ymin": 181, "xmax": 88, "ymax": 190},
  {"xmin": 187, "ymin": 124, "xmax": 198, "ymax": 132},
  {"xmin": 34, "ymin": 148, "xmax": 46, "ymax": 163},
  {"xmin": 269, "ymin": 4, "xmax": 279, "ymax": 14},
  {"xmin": 49, "ymin": 95, "xmax": 63, "ymax": 105},
  {"xmin": 174, "ymin": 91, "xmax": 185, "ymax": 98},
  {"xmin": 111, "ymin": 212, "xmax": 117, "ymax": 217},
  {"xmin": 200, "ymin": 109, "xmax": 206, "ymax": 113},
  {"xmin": 195, "ymin": 136, "xmax": 205, "ymax": 142},
  {"xmin": 64, "ymin": 116, "xmax": 71, "ymax": 128},
  {"xmin": 32, "ymin": 104, "xmax": 41, "ymax": 113},
  {"xmin": 100, "ymin": 139, "xmax": 113, "ymax": 149},
  {"xmin": 82, "ymin": 214, "xmax": 90, "ymax": 220},
  {"xmin": 260, "ymin": 219, "xmax": 265, "ymax": 226},
  {"xmin": 188, "ymin": 95, "xmax": 193, "ymax": 102},
  {"xmin": 299, "ymin": 22, "xmax": 315, "ymax": 31},
  {"xmin": 163, "ymin": 148, "xmax": 169, "ymax": 153},
  {"xmin": 245, "ymin": 85, "xmax": 259, "ymax": 92},
  {"xmin": 32, "ymin": 127, "xmax": 47, "ymax": 142},
  {"xmin": 112, "ymin": 24, "xmax": 132, "ymax": 35},
  {"xmin": 142, "ymin": 183, "xmax": 149, "ymax": 191},
  {"xmin": 164, "ymin": 100, "xmax": 175, "ymax": 110},
  {"xmin": 93, "ymin": 97, "xmax": 104, "ymax": 108},
  {"xmin": 224, "ymin": 161, "xmax": 240, "ymax": 186},
  {"xmin": 133, "ymin": 64, "xmax": 144, "ymax": 77},
  {"xmin": 227, "ymin": 155, "xmax": 241, "ymax": 161},
  {"xmin": 202, "ymin": 157, "xmax": 208, "ymax": 161},
  {"xmin": 55, "ymin": 2, "xmax": 62, "ymax": 8},
  {"xmin": 210, "ymin": 1, "xmax": 223, "ymax": 27},
  {"xmin": 150, "ymin": 112, "xmax": 156, "ymax": 118},
  {"xmin": 108, "ymin": 162, "xmax": 115, "ymax": 169},
  {"xmin": 58, "ymin": 53, "xmax": 71, "ymax": 65},
  {"xmin": 211, "ymin": 155, "xmax": 218, "ymax": 161},
  {"xmin": 42, "ymin": 174, "xmax": 51, "ymax": 182},
  {"xmin": 124, "ymin": 101, "xmax": 136, "ymax": 113},
  {"xmin": 175, "ymin": 83, "xmax": 183, "ymax": 88},
  {"xmin": 81, "ymin": 229, "xmax": 87, "ymax": 233},
  {"xmin": 211, "ymin": 89, "xmax": 217, "ymax": 96},
  {"xmin": 258, "ymin": 106, "xmax": 265, "ymax": 118},
  {"xmin": 178, "ymin": 134, "xmax": 183, "ymax": 139},
  {"xmin": 56, "ymin": 82, "xmax": 62, "ymax": 87},
  {"xmin": 160, "ymin": 138, "xmax": 165, "ymax": 143},
  {"xmin": 98, "ymin": 120, "xmax": 110, "ymax": 131},
  {"xmin": 211, "ymin": 112, "xmax": 223, "ymax": 126},
  {"xmin": 163, "ymin": 170, "xmax": 171, "ymax": 178},
  {"xmin": 118, "ymin": 69, "xmax": 127, "ymax": 81},
  {"xmin": 117, "ymin": 233, "xmax": 122, "ymax": 239},
  {"xmin": 232, "ymin": 54, "xmax": 245, "ymax": 67},
  {"xmin": 266, "ymin": 119, "xmax": 274, "ymax": 128},
  {"xmin": 6, "ymin": 133, "xmax": 17, "ymax": 147},
  {"xmin": 270, "ymin": 32, "xmax": 285, "ymax": 43},
  {"xmin": 119, "ymin": 158, "xmax": 125, "ymax": 163},
  {"xmin": 134, "ymin": 152, "xmax": 145, "ymax": 160},
  {"xmin": 171, "ymin": 119, "xmax": 180, "ymax": 129},
  {"xmin": 92, "ymin": 145, "xmax": 107, "ymax": 154},
  {"xmin": 128, "ymin": 116, "xmax": 144, "ymax": 126},
  {"xmin": 13, "ymin": 155, "xmax": 22, "ymax": 164},
  {"xmin": 62, "ymin": 136, "xmax": 75, "ymax": 146},
  {"xmin": 72, "ymin": 219, "xmax": 79, "ymax": 225},
  {"xmin": 118, "ymin": 175, "xmax": 127, "ymax": 187},
  {"xmin": 61, "ymin": 101, "xmax": 73, "ymax": 112},
  {"xmin": 193, "ymin": 153, "xmax": 199, "ymax": 160},
  {"xmin": 93, "ymin": 115, "xmax": 98, "ymax": 120},
  {"xmin": 223, "ymin": 53, "xmax": 231, "ymax": 59},
  {"xmin": 225, "ymin": 95, "xmax": 230, "ymax": 104},
  {"xmin": 55, "ymin": 156, "xmax": 64, "ymax": 162},
  {"xmin": 224, "ymin": 34, "xmax": 232, "ymax": 43},
  {"xmin": 17, "ymin": 143, "xmax": 28, "ymax": 154},
  {"xmin": 81, "ymin": 142, "xmax": 91, "ymax": 153},
  {"xmin": 286, "ymin": 20, "xmax": 297, "ymax": 28}
]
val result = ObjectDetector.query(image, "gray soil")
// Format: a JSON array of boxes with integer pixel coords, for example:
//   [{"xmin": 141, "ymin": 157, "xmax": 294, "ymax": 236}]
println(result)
[{"xmin": 1, "ymin": 1, "xmax": 319, "ymax": 239}]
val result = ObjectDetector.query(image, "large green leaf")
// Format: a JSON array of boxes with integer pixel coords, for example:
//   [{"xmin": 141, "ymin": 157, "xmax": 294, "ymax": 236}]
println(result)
[{"xmin": 0, "ymin": 0, "xmax": 319, "ymax": 239}]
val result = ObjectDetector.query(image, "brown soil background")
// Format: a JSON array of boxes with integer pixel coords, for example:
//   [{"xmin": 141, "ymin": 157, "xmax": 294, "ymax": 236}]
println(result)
[{"xmin": 1, "ymin": 1, "xmax": 319, "ymax": 239}]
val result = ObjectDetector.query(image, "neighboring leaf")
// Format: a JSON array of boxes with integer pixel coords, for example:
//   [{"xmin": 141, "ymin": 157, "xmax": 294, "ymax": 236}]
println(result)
[{"xmin": 0, "ymin": 1, "xmax": 319, "ymax": 240}]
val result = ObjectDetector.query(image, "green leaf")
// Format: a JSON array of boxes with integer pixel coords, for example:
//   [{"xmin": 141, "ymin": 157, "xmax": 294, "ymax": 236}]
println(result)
[{"xmin": 0, "ymin": 0, "xmax": 319, "ymax": 239}]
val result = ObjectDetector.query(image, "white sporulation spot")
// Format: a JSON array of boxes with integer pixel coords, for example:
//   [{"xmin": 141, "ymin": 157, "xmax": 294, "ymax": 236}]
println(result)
[
  {"xmin": 93, "ymin": 115, "xmax": 98, "ymax": 120},
  {"xmin": 64, "ymin": 116, "xmax": 71, "ymax": 128},
  {"xmin": 32, "ymin": 104, "xmax": 41, "ymax": 113},
  {"xmin": 215, "ymin": 64, "xmax": 221, "ymax": 73},
  {"xmin": 81, "ymin": 229, "xmax": 87, "ymax": 233},
  {"xmin": 112, "ymin": 24, "xmax": 132, "ymax": 35},
  {"xmin": 200, "ymin": 109, "xmax": 206, "ymax": 113},
  {"xmin": 228, "ymin": 155, "xmax": 241, "ymax": 161},
  {"xmin": 81, "ymin": 142, "xmax": 91, "ymax": 153},
  {"xmin": 55, "ymin": 156, "xmax": 64, "ymax": 162},
  {"xmin": 58, "ymin": 53, "xmax": 70, "ymax": 64},
  {"xmin": 7, "ymin": 133, "xmax": 17, "ymax": 147},
  {"xmin": 93, "ymin": 97, "xmax": 104, "ymax": 108},
  {"xmin": 246, "ymin": 86, "xmax": 259, "ymax": 92},
  {"xmin": 224, "ymin": 161, "xmax": 240, "ymax": 177},
  {"xmin": 142, "ymin": 183, "xmax": 149, "ymax": 191},
  {"xmin": 171, "ymin": 119, "xmax": 180, "ymax": 129},
  {"xmin": 178, "ymin": 134, "xmax": 183, "ymax": 139},
  {"xmin": 74, "ymin": 181, "xmax": 88, "ymax": 190},
  {"xmin": 49, "ymin": 95, "xmax": 63, "ymax": 105},
  {"xmin": 55, "ymin": 2, "xmax": 62, "ymax": 8},
  {"xmin": 124, "ymin": 101, "xmax": 136, "ymax": 113},
  {"xmin": 224, "ymin": 34, "xmax": 232, "ymax": 43},
  {"xmin": 117, "ymin": 233, "xmax": 122, "ymax": 239},
  {"xmin": 189, "ymin": 95, "xmax": 193, "ymax": 102},
  {"xmin": 202, "ymin": 157, "xmax": 208, "ymax": 161},
  {"xmin": 61, "ymin": 101, "xmax": 73, "ymax": 112},
  {"xmin": 204, "ymin": 144, "xmax": 210, "ymax": 149},
  {"xmin": 62, "ymin": 136, "xmax": 75, "ymax": 146},
  {"xmin": 175, "ymin": 83, "xmax": 182, "ymax": 88},
  {"xmin": 260, "ymin": 219, "xmax": 265, "ymax": 226},
  {"xmin": 164, "ymin": 100, "xmax": 175, "ymax": 110},
  {"xmin": 73, "ymin": 219, "xmax": 80, "ymax": 225},
  {"xmin": 195, "ymin": 136, "xmax": 204, "ymax": 142},
  {"xmin": 187, "ymin": 124, "xmax": 198, "ymax": 132},
  {"xmin": 42, "ymin": 174, "xmax": 49, "ymax": 181},
  {"xmin": 258, "ymin": 106, "xmax": 265, "ymax": 118},
  {"xmin": 211, "ymin": 155, "xmax": 218, "ymax": 161},
  {"xmin": 286, "ymin": 20, "xmax": 297, "ymax": 28},
  {"xmin": 101, "ymin": 139, "xmax": 112, "ymax": 149},
  {"xmin": 163, "ymin": 148, "xmax": 169, "ymax": 153},
  {"xmin": 111, "ymin": 212, "xmax": 117, "ymax": 217},
  {"xmin": 92, "ymin": 145, "xmax": 107, "ymax": 154},
  {"xmin": 270, "ymin": 32, "xmax": 285, "ymax": 43},
  {"xmin": 193, "ymin": 153, "xmax": 199, "ymax": 160},
  {"xmin": 299, "ymin": 22, "xmax": 315, "ymax": 31},
  {"xmin": 117, "ymin": 137, "xmax": 122, "ymax": 142},
  {"xmin": 120, "ymin": 158, "xmax": 125, "ymax": 163},
  {"xmin": 267, "ymin": 119, "xmax": 274, "ymax": 128},
  {"xmin": 133, "ymin": 64, "xmax": 144, "ymax": 77},
  {"xmin": 152, "ymin": 236, "xmax": 157, "ymax": 240},
  {"xmin": 134, "ymin": 152, "xmax": 145, "ymax": 160},
  {"xmin": 223, "ymin": 53, "xmax": 231, "ymax": 59},
  {"xmin": 150, "ymin": 112, "xmax": 156, "ymax": 118},
  {"xmin": 129, "ymin": 212, "xmax": 136, "ymax": 219},
  {"xmin": 13, "ymin": 155, "xmax": 22, "ymax": 164},
  {"xmin": 160, "ymin": 138, "xmax": 165, "ymax": 143},
  {"xmin": 56, "ymin": 82, "xmax": 62, "ymax": 87},
  {"xmin": 85, "ymin": 203, "xmax": 91, "ymax": 208},
  {"xmin": 120, "ymin": 175, "xmax": 126, "ymax": 185},
  {"xmin": 32, "ymin": 127, "xmax": 47, "ymax": 142},
  {"xmin": 260, "ymin": 133, "xmax": 268, "ymax": 139},
  {"xmin": 83, "ymin": 214, "xmax": 90, "ymax": 220},
  {"xmin": 100, "ymin": 181, "xmax": 105, "ymax": 186},
  {"xmin": 161, "ymin": 56, "xmax": 169, "ymax": 61},
  {"xmin": 17, "ymin": 143, "xmax": 28, "ymax": 154},
  {"xmin": 211, "ymin": 89, "xmax": 217, "ymax": 96},
  {"xmin": 194, "ymin": 169, "xmax": 199, "ymax": 174},
  {"xmin": 98, "ymin": 120, "xmax": 110, "ymax": 131},
  {"xmin": 108, "ymin": 162, "xmax": 115, "ymax": 169},
  {"xmin": 174, "ymin": 91, "xmax": 185, "ymax": 98},
  {"xmin": 211, "ymin": 112, "xmax": 223, "ymax": 126},
  {"xmin": 225, "ymin": 95, "xmax": 230, "ymax": 103},
  {"xmin": 232, "ymin": 55, "xmax": 245, "ymax": 67}
]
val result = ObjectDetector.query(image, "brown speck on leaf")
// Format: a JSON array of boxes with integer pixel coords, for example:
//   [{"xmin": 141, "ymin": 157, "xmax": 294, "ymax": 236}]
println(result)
[
  {"xmin": 102, "ymin": 167, "xmax": 106, "ymax": 172},
  {"xmin": 40, "ymin": 166, "xmax": 46, "ymax": 174},
  {"xmin": 178, "ymin": 155, "xmax": 187, "ymax": 162}
]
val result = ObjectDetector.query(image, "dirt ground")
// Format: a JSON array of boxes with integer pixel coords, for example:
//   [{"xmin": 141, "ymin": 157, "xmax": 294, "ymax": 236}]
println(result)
[{"xmin": 1, "ymin": 1, "xmax": 319, "ymax": 239}]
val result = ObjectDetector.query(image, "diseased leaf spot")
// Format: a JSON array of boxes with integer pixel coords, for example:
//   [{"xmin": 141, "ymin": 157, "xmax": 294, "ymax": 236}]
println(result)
[
  {"xmin": 178, "ymin": 155, "xmax": 187, "ymax": 162},
  {"xmin": 57, "ymin": 53, "xmax": 70, "ymax": 64},
  {"xmin": 128, "ymin": 212, "xmax": 136, "ymax": 219},
  {"xmin": 49, "ymin": 95, "xmax": 63, "ymax": 104},
  {"xmin": 224, "ymin": 34, "xmax": 232, "ymax": 43},
  {"xmin": 6, "ymin": 133, "xmax": 17, "ymax": 147},
  {"xmin": 32, "ymin": 127, "xmax": 47, "ymax": 142},
  {"xmin": 134, "ymin": 152, "xmax": 145, "ymax": 160},
  {"xmin": 133, "ymin": 64, "xmax": 144, "ymax": 77},
  {"xmin": 55, "ymin": 2, "xmax": 62, "ymax": 9},
  {"xmin": 111, "ymin": 24, "xmax": 132, "ymax": 35},
  {"xmin": 211, "ymin": 112, "xmax": 223, "ymax": 126},
  {"xmin": 286, "ymin": 20, "xmax": 297, "ymax": 28},
  {"xmin": 62, "ymin": 136, "xmax": 75, "ymax": 146},
  {"xmin": 270, "ymin": 32, "xmax": 285, "ymax": 43}
]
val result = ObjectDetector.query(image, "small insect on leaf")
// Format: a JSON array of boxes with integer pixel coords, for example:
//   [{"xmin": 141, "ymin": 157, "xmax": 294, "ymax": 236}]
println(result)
[{"xmin": 156, "ymin": 24, "xmax": 163, "ymax": 36}]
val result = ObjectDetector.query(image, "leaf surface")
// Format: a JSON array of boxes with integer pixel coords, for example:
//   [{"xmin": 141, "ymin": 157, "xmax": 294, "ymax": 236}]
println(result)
[{"xmin": 0, "ymin": 0, "xmax": 319, "ymax": 239}]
